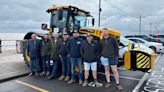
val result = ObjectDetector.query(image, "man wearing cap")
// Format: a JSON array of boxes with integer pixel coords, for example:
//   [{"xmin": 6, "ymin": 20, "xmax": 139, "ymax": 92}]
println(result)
[
  {"xmin": 80, "ymin": 34, "xmax": 101, "ymax": 87},
  {"xmin": 58, "ymin": 32, "xmax": 71, "ymax": 82},
  {"xmin": 100, "ymin": 28, "xmax": 123, "ymax": 90},
  {"xmin": 47, "ymin": 32, "xmax": 61, "ymax": 80},
  {"xmin": 40, "ymin": 34, "xmax": 51, "ymax": 76},
  {"xmin": 67, "ymin": 30, "xmax": 83, "ymax": 85}
]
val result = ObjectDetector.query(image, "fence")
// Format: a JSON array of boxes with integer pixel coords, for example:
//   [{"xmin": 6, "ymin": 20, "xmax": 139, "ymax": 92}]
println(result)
[
  {"xmin": 0, "ymin": 40, "xmax": 17, "ymax": 52},
  {"xmin": 0, "ymin": 39, "xmax": 1, "ymax": 53}
]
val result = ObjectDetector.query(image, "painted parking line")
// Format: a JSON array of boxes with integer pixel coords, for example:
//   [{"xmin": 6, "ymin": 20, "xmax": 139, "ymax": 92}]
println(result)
[
  {"xmin": 132, "ymin": 54, "xmax": 161, "ymax": 92},
  {"xmin": 98, "ymin": 72, "xmax": 141, "ymax": 81},
  {"xmin": 16, "ymin": 80, "xmax": 49, "ymax": 92}
]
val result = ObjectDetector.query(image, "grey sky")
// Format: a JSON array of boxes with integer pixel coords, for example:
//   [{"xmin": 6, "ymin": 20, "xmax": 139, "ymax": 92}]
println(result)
[{"xmin": 0, "ymin": 0, "xmax": 164, "ymax": 35}]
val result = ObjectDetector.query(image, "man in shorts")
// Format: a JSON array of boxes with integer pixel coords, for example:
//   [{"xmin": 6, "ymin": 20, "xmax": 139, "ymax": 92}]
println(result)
[
  {"xmin": 100, "ymin": 28, "xmax": 123, "ymax": 90},
  {"xmin": 80, "ymin": 34, "xmax": 101, "ymax": 87}
]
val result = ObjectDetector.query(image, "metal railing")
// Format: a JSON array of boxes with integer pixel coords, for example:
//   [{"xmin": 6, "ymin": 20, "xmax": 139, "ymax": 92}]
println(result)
[
  {"xmin": 0, "ymin": 39, "xmax": 1, "ymax": 53},
  {"xmin": 0, "ymin": 40, "xmax": 17, "ymax": 53}
]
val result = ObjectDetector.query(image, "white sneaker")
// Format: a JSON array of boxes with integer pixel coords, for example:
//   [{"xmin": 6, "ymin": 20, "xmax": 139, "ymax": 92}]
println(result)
[{"xmin": 46, "ymin": 72, "xmax": 50, "ymax": 76}]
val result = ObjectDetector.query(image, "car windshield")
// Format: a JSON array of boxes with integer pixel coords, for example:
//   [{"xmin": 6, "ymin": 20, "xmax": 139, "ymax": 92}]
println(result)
[
  {"xmin": 144, "ymin": 35, "xmax": 164, "ymax": 43},
  {"xmin": 137, "ymin": 39, "xmax": 146, "ymax": 43},
  {"xmin": 141, "ymin": 35, "xmax": 156, "ymax": 42},
  {"xmin": 120, "ymin": 37, "xmax": 135, "ymax": 46}
]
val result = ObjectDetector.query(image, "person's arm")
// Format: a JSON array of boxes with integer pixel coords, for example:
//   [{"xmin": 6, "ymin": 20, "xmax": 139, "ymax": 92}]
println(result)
[
  {"xmin": 66, "ymin": 39, "xmax": 71, "ymax": 57},
  {"xmin": 80, "ymin": 42, "xmax": 84, "ymax": 58},
  {"xmin": 80, "ymin": 38, "xmax": 84, "ymax": 45},
  {"xmin": 49, "ymin": 39, "xmax": 53, "ymax": 54},
  {"xmin": 95, "ymin": 42, "xmax": 100, "ymax": 59},
  {"xmin": 112, "ymin": 37, "xmax": 119, "ymax": 58},
  {"xmin": 38, "ymin": 40, "xmax": 42, "ymax": 49},
  {"xmin": 99, "ymin": 40, "xmax": 103, "ymax": 55},
  {"xmin": 58, "ymin": 39, "xmax": 62, "ymax": 57},
  {"xmin": 49, "ymin": 33, "xmax": 53, "ymax": 52},
  {"xmin": 39, "ymin": 40, "xmax": 43, "ymax": 53},
  {"xmin": 48, "ymin": 41, "xmax": 51, "ymax": 55}
]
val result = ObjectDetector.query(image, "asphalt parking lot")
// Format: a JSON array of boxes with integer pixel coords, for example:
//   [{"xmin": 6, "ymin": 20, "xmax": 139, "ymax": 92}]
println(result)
[
  {"xmin": 138, "ymin": 54, "xmax": 164, "ymax": 92},
  {"xmin": 0, "ymin": 54, "xmax": 162, "ymax": 92},
  {"xmin": 0, "ymin": 67, "xmax": 145, "ymax": 92}
]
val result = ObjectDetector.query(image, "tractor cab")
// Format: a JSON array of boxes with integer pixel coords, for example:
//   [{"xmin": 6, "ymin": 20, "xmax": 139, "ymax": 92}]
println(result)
[{"xmin": 43, "ymin": 5, "xmax": 94, "ymax": 35}]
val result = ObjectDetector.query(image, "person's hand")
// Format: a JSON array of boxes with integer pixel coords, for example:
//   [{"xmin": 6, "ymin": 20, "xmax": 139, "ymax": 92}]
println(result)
[
  {"xmin": 67, "ymin": 54, "xmax": 70, "ymax": 58},
  {"xmin": 115, "ymin": 56, "xmax": 119, "ymax": 61}
]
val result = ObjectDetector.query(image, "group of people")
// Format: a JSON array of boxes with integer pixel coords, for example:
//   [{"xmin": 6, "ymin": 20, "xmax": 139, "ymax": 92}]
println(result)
[{"xmin": 27, "ymin": 28, "xmax": 123, "ymax": 90}]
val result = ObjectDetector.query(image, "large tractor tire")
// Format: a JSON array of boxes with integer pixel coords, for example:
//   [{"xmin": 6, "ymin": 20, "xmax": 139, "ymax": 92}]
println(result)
[{"xmin": 23, "ymin": 44, "xmax": 30, "ymax": 67}]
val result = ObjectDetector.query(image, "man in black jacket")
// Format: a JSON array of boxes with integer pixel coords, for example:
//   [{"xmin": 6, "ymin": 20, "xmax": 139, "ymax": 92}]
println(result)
[
  {"xmin": 67, "ymin": 31, "xmax": 83, "ymax": 85},
  {"xmin": 100, "ymin": 28, "xmax": 123, "ymax": 90},
  {"xmin": 58, "ymin": 32, "xmax": 71, "ymax": 81},
  {"xmin": 80, "ymin": 34, "xmax": 101, "ymax": 87},
  {"xmin": 27, "ymin": 34, "xmax": 41, "ymax": 76}
]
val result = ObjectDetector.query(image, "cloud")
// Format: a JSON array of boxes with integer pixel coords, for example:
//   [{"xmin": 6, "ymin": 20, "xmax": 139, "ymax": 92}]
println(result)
[{"xmin": 0, "ymin": 0, "xmax": 163, "ymax": 35}]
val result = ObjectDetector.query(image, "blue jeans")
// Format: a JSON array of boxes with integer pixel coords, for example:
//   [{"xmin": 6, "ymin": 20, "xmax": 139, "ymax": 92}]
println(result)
[
  {"xmin": 41, "ymin": 55, "xmax": 50, "ymax": 72},
  {"xmin": 30, "ymin": 57, "xmax": 41, "ymax": 73},
  {"xmin": 70, "ymin": 57, "xmax": 83, "ymax": 80},
  {"xmin": 51, "ymin": 59, "xmax": 59, "ymax": 78},
  {"xmin": 60, "ymin": 57, "xmax": 71, "ymax": 76}
]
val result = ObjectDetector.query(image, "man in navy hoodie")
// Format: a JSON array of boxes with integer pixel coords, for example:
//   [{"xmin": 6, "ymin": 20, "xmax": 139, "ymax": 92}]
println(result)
[{"xmin": 67, "ymin": 31, "xmax": 83, "ymax": 85}]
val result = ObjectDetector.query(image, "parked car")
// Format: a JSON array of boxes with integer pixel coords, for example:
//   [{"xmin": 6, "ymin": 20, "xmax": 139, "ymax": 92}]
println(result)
[
  {"xmin": 119, "ymin": 37, "xmax": 154, "ymax": 59},
  {"xmin": 126, "ymin": 37, "xmax": 164, "ymax": 53},
  {"xmin": 157, "ymin": 38, "xmax": 164, "ymax": 42},
  {"xmin": 125, "ymin": 35, "xmax": 164, "ymax": 46},
  {"xmin": 150, "ymin": 34, "xmax": 164, "ymax": 39},
  {"xmin": 150, "ymin": 34, "xmax": 164, "ymax": 42}
]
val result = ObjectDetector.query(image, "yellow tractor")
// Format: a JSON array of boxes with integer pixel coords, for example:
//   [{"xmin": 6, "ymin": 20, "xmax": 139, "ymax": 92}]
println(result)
[{"xmin": 21, "ymin": 5, "xmax": 154, "ymax": 72}]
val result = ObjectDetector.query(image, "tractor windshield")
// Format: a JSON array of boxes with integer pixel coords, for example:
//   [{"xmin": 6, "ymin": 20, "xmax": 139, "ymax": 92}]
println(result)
[
  {"xmin": 49, "ymin": 7, "xmax": 89, "ymax": 34},
  {"xmin": 50, "ymin": 10, "xmax": 68, "ymax": 29},
  {"xmin": 67, "ymin": 14, "xmax": 87, "ymax": 33},
  {"xmin": 75, "ymin": 15, "xmax": 87, "ymax": 28}
]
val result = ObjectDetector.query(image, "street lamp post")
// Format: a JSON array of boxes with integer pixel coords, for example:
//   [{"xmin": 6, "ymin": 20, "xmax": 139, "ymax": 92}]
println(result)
[
  {"xmin": 98, "ymin": 0, "xmax": 101, "ymax": 27},
  {"xmin": 150, "ymin": 23, "xmax": 152, "ymax": 35},
  {"xmin": 138, "ymin": 15, "xmax": 145, "ymax": 34}
]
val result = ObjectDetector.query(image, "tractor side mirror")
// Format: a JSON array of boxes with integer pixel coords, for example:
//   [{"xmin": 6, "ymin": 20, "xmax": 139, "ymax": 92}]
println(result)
[
  {"xmin": 92, "ymin": 18, "xmax": 95, "ymax": 26},
  {"xmin": 58, "ymin": 9, "xmax": 63, "ymax": 20},
  {"xmin": 41, "ymin": 23, "xmax": 48, "ymax": 30}
]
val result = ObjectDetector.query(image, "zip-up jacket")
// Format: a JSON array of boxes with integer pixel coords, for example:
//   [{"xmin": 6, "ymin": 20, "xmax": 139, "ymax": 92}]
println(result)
[
  {"xmin": 40, "ymin": 39, "xmax": 50, "ymax": 56},
  {"xmin": 67, "ymin": 37, "xmax": 83, "ymax": 58},
  {"xmin": 27, "ymin": 39, "xmax": 41, "ymax": 58},
  {"xmin": 100, "ymin": 35, "xmax": 119, "ymax": 58},
  {"xmin": 80, "ymin": 41, "xmax": 99, "ymax": 62}
]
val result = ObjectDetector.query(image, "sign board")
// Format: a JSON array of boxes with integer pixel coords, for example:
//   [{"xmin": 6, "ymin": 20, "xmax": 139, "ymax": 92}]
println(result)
[{"xmin": 53, "ymin": 28, "xmax": 59, "ymax": 33}]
